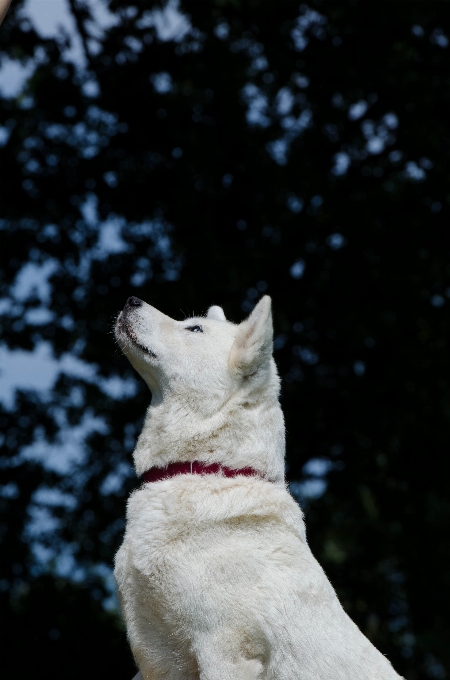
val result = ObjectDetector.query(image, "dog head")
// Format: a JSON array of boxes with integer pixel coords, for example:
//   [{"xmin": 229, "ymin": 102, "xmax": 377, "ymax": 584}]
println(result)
[{"xmin": 115, "ymin": 296, "xmax": 277, "ymax": 411}]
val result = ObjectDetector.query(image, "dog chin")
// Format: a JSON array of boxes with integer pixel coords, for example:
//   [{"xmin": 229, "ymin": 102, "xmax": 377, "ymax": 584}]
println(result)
[
  {"xmin": 115, "ymin": 316, "xmax": 131, "ymax": 345},
  {"xmin": 115, "ymin": 317, "xmax": 157, "ymax": 360}
]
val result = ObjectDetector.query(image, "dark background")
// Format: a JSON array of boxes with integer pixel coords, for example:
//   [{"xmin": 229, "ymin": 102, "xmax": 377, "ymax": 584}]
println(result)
[{"xmin": 1, "ymin": 1, "xmax": 450, "ymax": 678}]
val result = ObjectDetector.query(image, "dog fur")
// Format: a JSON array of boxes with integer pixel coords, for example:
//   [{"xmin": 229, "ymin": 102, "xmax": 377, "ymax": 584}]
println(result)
[{"xmin": 114, "ymin": 296, "xmax": 402, "ymax": 680}]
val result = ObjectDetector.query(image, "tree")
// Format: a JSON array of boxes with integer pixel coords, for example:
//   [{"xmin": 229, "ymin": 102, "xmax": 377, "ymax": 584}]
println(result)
[{"xmin": 1, "ymin": 2, "xmax": 450, "ymax": 678}]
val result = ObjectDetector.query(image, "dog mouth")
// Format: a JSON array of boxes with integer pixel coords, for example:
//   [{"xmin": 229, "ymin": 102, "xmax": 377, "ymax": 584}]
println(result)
[{"xmin": 116, "ymin": 315, "xmax": 157, "ymax": 359}]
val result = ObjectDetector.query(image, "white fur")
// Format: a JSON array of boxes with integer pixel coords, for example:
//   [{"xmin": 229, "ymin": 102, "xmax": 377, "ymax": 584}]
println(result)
[
  {"xmin": 206, "ymin": 305, "xmax": 227, "ymax": 322},
  {"xmin": 114, "ymin": 297, "xmax": 402, "ymax": 680}
]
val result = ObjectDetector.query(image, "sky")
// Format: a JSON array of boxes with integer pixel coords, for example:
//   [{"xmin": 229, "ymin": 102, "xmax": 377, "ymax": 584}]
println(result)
[{"xmin": 0, "ymin": 0, "xmax": 190, "ymax": 95}]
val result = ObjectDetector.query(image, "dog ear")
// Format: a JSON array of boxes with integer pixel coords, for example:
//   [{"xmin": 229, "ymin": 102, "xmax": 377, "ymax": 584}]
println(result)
[
  {"xmin": 206, "ymin": 305, "xmax": 226, "ymax": 321},
  {"xmin": 230, "ymin": 296, "xmax": 273, "ymax": 377}
]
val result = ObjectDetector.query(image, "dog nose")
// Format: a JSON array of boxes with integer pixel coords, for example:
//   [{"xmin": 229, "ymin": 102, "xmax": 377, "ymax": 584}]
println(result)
[{"xmin": 126, "ymin": 296, "xmax": 143, "ymax": 308}]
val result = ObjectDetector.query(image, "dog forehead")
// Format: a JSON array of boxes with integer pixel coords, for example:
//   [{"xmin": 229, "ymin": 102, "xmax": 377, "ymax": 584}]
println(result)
[
  {"xmin": 135, "ymin": 303, "xmax": 238, "ymax": 343},
  {"xmin": 181, "ymin": 316, "xmax": 237, "ymax": 336}
]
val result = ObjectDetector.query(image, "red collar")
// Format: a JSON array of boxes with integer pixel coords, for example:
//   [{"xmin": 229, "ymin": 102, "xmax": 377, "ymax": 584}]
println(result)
[{"xmin": 142, "ymin": 461, "xmax": 262, "ymax": 484}]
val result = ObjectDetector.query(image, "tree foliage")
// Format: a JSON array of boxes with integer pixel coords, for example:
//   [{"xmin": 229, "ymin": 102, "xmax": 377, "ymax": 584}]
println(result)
[{"xmin": 1, "ymin": 2, "xmax": 450, "ymax": 678}]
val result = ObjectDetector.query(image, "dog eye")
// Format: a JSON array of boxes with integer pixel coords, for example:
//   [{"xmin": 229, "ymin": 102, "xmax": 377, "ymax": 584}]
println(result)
[{"xmin": 185, "ymin": 325, "xmax": 203, "ymax": 333}]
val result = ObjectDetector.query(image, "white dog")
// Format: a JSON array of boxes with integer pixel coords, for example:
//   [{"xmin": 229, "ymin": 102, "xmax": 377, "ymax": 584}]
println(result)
[{"xmin": 114, "ymin": 295, "xmax": 402, "ymax": 680}]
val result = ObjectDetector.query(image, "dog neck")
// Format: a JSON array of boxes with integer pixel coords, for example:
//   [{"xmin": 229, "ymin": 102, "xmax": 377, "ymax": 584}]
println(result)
[
  {"xmin": 132, "ymin": 388, "xmax": 286, "ymax": 482},
  {"xmin": 141, "ymin": 460, "xmax": 268, "ymax": 484}
]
